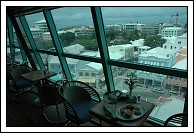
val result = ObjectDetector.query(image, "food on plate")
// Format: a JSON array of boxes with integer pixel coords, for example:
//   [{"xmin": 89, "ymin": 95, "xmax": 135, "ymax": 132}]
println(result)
[
  {"xmin": 120, "ymin": 105, "xmax": 142, "ymax": 118},
  {"xmin": 134, "ymin": 109, "xmax": 141, "ymax": 115}
]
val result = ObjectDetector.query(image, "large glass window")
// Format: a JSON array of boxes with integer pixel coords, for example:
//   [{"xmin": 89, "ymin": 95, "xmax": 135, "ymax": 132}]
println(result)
[
  {"xmin": 101, "ymin": 7, "xmax": 187, "ymax": 70},
  {"xmin": 25, "ymin": 12, "xmax": 55, "ymax": 50},
  {"xmin": 15, "ymin": 17, "xmax": 32, "ymax": 49},
  {"xmin": 5, "ymin": 6, "xmax": 189, "ymax": 128},
  {"xmin": 65, "ymin": 57, "xmax": 107, "ymax": 98},
  {"xmin": 39, "ymin": 53, "xmax": 64, "ymax": 81},
  {"xmin": 51, "ymin": 7, "xmax": 100, "ymax": 57}
]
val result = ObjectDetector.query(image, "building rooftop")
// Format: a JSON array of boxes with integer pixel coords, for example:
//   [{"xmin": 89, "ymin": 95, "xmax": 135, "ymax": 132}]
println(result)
[
  {"xmin": 172, "ymin": 58, "xmax": 187, "ymax": 70},
  {"xmin": 139, "ymin": 47, "xmax": 176, "ymax": 59},
  {"xmin": 109, "ymin": 44, "xmax": 134, "ymax": 49},
  {"xmin": 63, "ymin": 44, "xmax": 84, "ymax": 54},
  {"xmin": 34, "ymin": 19, "xmax": 46, "ymax": 24},
  {"xmin": 30, "ymin": 28, "xmax": 42, "ymax": 31},
  {"xmin": 87, "ymin": 62, "xmax": 102, "ymax": 71},
  {"xmin": 130, "ymin": 39, "xmax": 144, "ymax": 47},
  {"xmin": 138, "ymin": 46, "xmax": 151, "ymax": 49},
  {"xmin": 149, "ymin": 97, "xmax": 185, "ymax": 122},
  {"xmin": 81, "ymin": 51, "xmax": 98, "ymax": 57},
  {"xmin": 163, "ymin": 27, "xmax": 182, "ymax": 30}
]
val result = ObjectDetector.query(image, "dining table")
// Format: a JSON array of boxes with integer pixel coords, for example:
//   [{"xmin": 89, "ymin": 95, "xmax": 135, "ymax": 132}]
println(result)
[
  {"xmin": 20, "ymin": 69, "xmax": 57, "ymax": 107},
  {"xmin": 89, "ymin": 100, "xmax": 155, "ymax": 126}
]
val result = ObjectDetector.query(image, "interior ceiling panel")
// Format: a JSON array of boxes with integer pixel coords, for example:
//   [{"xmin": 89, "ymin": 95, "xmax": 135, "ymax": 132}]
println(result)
[{"xmin": 7, "ymin": 6, "xmax": 59, "ymax": 16}]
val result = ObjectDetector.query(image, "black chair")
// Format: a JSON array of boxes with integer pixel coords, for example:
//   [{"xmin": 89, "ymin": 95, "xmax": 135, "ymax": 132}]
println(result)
[
  {"xmin": 164, "ymin": 113, "xmax": 187, "ymax": 126},
  {"xmin": 58, "ymin": 80, "xmax": 101, "ymax": 126},
  {"xmin": 7, "ymin": 63, "xmax": 36, "ymax": 102},
  {"xmin": 37, "ymin": 81, "xmax": 67, "ymax": 124}
]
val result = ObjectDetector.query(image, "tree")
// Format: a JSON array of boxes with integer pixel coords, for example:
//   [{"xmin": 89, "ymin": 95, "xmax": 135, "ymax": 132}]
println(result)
[
  {"xmin": 144, "ymin": 35, "xmax": 166, "ymax": 48},
  {"xmin": 122, "ymin": 30, "xmax": 131, "ymax": 41},
  {"xmin": 105, "ymin": 28, "xmax": 117, "ymax": 41},
  {"xmin": 72, "ymin": 38, "xmax": 98, "ymax": 51},
  {"xmin": 59, "ymin": 32, "xmax": 75, "ymax": 46}
]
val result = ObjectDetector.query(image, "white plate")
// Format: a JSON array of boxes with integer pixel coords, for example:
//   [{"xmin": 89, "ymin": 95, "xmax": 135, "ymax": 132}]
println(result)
[{"xmin": 116, "ymin": 104, "xmax": 146, "ymax": 121}]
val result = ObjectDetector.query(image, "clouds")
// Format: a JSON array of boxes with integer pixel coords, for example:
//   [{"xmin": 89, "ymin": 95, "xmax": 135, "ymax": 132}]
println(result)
[
  {"xmin": 25, "ymin": 7, "xmax": 187, "ymax": 29},
  {"xmin": 101, "ymin": 7, "xmax": 187, "ymax": 25}
]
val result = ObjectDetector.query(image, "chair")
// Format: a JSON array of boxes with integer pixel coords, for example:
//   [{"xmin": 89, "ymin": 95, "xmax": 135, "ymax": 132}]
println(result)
[
  {"xmin": 164, "ymin": 113, "xmax": 188, "ymax": 126},
  {"xmin": 58, "ymin": 80, "xmax": 101, "ymax": 126},
  {"xmin": 37, "ymin": 81, "xmax": 67, "ymax": 124},
  {"xmin": 7, "ymin": 63, "xmax": 36, "ymax": 102}
]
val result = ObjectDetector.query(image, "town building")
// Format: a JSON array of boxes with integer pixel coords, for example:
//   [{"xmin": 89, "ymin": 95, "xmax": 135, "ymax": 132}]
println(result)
[
  {"xmin": 161, "ymin": 27, "xmax": 184, "ymax": 37},
  {"xmin": 34, "ymin": 19, "xmax": 49, "ymax": 32}
]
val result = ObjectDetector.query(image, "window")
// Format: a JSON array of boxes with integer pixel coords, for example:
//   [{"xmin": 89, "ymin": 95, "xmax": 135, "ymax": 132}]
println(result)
[
  {"xmin": 51, "ymin": 7, "xmax": 100, "ymax": 57},
  {"xmin": 79, "ymin": 72, "xmax": 83, "ymax": 77},
  {"xmin": 91, "ymin": 73, "xmax": 96, "ymax": 77},
  {"xmin": 25, "ymin": 12, "xmax": 55, "ymax": 50},
  {"xmin": 85, "ymin": 72, "xmax": 89, "ymax": 77}
]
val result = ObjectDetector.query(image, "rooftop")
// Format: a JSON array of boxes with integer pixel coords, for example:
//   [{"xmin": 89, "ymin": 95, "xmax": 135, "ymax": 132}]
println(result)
[
  {"xmin": 172, "ymin": 58, "xmax": 187, "ymax": 70},
  {"xmin": 139, "ymin": 47, "xmax": 176, "ymax": 59},
  {"xmin": 149, "ymin": 97, "xmax": 185, "ymax": 122},
  {"xmin": 63, "ymin": 44, "xmax": 84, "ymax": 54},
  {"xmin": 34, "ymin": 19, "xmax": 46, "ymax": 24}
]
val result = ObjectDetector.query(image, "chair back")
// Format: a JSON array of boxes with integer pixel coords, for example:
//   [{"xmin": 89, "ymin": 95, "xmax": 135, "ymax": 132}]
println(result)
[
  {"xmin": 38, "ymin": 83, "xmax": 63, "ymax": 106},
  {"xmin": 58, "ymin": 79, "xmax": 101, "ymax": 125},
  {"xmin": 164, "ymin": 113, "xmax": 187, "ymax": 126},
  {"xmin": 8, "ymin": 64, "xmax": 33, "ymax": 81},
  {"xmin": 68, "ymin": 80, "xmax": 101, "ymax": 102},
  {"xmin": 63, "ymin": 86, "xmax": 92, "ymax": 104}
]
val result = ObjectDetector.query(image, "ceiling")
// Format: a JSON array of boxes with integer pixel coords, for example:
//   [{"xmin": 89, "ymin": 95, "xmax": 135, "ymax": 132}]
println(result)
[{"xmin": 7, "ymin": 6, "xmax": 59, "ymax": 16}]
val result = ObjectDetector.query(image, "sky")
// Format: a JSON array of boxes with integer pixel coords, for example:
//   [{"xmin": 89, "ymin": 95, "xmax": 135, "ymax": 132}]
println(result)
[{"xmin": 25, "ymin": 7, "xmax": 187, "ymax": 29}]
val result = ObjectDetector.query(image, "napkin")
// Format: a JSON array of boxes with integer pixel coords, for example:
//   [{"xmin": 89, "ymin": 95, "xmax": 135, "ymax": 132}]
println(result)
[{"xmin": 103, "ymin": 105, "xmax": 117, "ymax": 119}]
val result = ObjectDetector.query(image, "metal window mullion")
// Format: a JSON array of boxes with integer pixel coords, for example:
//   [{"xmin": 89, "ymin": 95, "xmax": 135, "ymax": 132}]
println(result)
[
  {"xmin": 7, "ymin": 14, "xmax": 37, "ymax": 70},
  {"xmin": 7, "ymin": 16, "xmax": 15, "ymax": 60},
  {"xmin": 109, "ymin": 60, "xmax": 187, "ymax": 78},
  {"xmin": 19, "ymin": 15, "xmax": 44, "ymax": 69},
  {"xmin": 62, "ymin": 53, "xmax": 102, "ymax": 63},
  {"xmin": 43, "ymin": 9, "xmax": 72, "ymax": 80},
  {"xmin": 16, "ymin": 35, "xmax": 27, "ymax": 62},
  {"xmin": 91, "ymin": 7, "xmax": 114, "ymax": 92}
]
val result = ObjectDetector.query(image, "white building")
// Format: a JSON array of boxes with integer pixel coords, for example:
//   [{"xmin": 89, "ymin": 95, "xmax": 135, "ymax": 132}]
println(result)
[
  {"xmin": 162, "ymin": 27, "xmax": 184, "ymax": 37},
  {"xmin": 172, "ymin": 58, "xmax": 187, "ymax": 70},
  {"xmin": 43, "ymin": 30, "xmax": 75, "ymax": 41},
  {"xmin": 76, "ymin": 62, "xmax": 103, "ymax": 88},
  {"xmin": 137, "ymin": 46, "xmax": 151, "ymax": 54},
  {"xmin": 30, "ymin": 28, "xmax": 43, "ymax": 38},
  {"xmin": 122, "ymin": 23, "xmax": 145, "ymax": 32},
  {"xmin": 163, "ymin": 33, "xmax": 187, "ymax": 53},
  {"xmin": 130, "ymin": 39, "xmax": 145, "ymax": 51},
  {"xmin": 138, "ymin": 47, "xmax": 177, "ymax": 67},
  {"xmin": 73, "ymin": 26, "xmax": 94, "ymax": 36},
  {"xmin": 108, "ymin": 44, "xmax": 134, "ymax": 61},
  {"xmin": 63, "ymin": 44, "xmax": 84, "ymax": 54},
  {"xmin": 42, "ymin": 32, "xmax": 51, "ymax": 41},
  {"xmin": 34, "ymin": 19, "xmax": 49, "ymax": 32},
  {"xmin": 137, "ymin": 47, "xmax": 177, "ymax": 88},
  {"xmin": 105, "ymin": 24, "xmax": 122, "ymax": 31}
]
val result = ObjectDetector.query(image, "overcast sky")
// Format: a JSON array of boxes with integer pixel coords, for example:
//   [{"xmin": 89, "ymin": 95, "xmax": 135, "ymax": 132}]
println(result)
[{"xmin": 25, "ymin": 7, "xmax": 187, "ymax": 29}]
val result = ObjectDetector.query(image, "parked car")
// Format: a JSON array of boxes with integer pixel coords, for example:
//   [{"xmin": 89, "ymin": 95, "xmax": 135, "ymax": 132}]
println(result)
[
  {"xmin": 152, "ymin": 88, "xmax": 165, "ymax": 94},
  {"xmin": 169, "ymin": 90, "xmax": 179, "ymax": 95}
]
